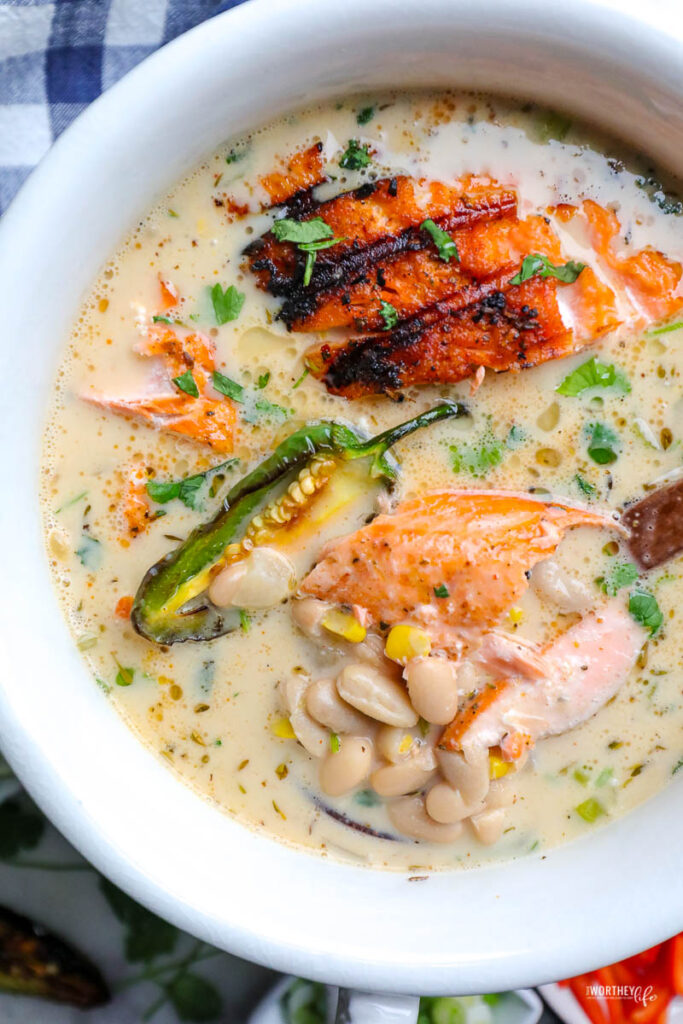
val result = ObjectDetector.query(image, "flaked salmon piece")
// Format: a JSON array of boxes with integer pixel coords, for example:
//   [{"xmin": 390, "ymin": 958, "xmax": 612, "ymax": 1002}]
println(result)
[
  {"xmin": 300, "ymin": 490, "xmax": 619, "ymax": 646},
  {"xmin": 554, "ymin": 200, "xmax": 683, "ymax": 323},
  {"xmin": 245, "ymin": 176, "xmax": 517, "ymax": 296},
  {"xmin": 158, "ymin": 277, "xmax": 179, "ymax": 310},
  {"xmin": 439, "ymin": 601, "xmax": 646, "ymax": 757},
  {"xmin": 83, "ymin": 327, "xmax": 236, "ymax": 452},
  {"xmin": 121, "ymin": 460, "xmax": 151, "ymax": 537},
  {"xmin": 305, "ymin": 275, "xmax": 572, "ymax": 398},
  {"xmin": 259, "ymin": 142, "xmax": 327, "ymax": 208},
  {"xmin": 285, "ymin": 213, "xmax": 559, "ymax": 332},
  {"xmin": 558, "ymin": 264, "xmax": 621, "ymax": 343}
]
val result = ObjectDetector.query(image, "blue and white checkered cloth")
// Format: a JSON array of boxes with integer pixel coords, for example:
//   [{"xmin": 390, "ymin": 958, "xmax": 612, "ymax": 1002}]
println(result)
[{"xmin": 0, "ymin": 0, "xmax": 242, "ymax": 215}]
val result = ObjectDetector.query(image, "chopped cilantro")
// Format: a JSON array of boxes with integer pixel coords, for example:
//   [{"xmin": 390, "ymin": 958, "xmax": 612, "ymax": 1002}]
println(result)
[
  {"xmin": 379, "ymin": 300, "xmax": 399, "ymax": 331},
  {"xmin": 673, "ymin": 758, "xmax": 683, "ymax": 776},
  {"xmin": 146, "ymin": 459, "xmax": 237, "ymax": 511},
  {"xmin": 271, "ymin": 216, "xmax": 334, "ymax": 245},
  {"xmin": 114, "ymin": 661, "xmax": 134, "ymax": 687},
  {"xmin": 449, "ymin": 419, "xmax": 523, "ymax": 478},
  {"xmin": 575, "ymin": 474, "xmax": 597, "ymax": 496},
  {"xmin": 433, "ymin": 584, "xmax": 449, "ymax": 598},
  {"xmin": 355, "ymin": 788, "xmax": 381, "ymax": 806},
  {"xmin": 420, "ymin": 218, "xmax": 459, "ymax": 262},
  {"xmin": 628, "ymin": 591, "xmax": 663, "ymax": 635},
  {"xmin": 597, "ymin": 561, "xmax": 639, "ymax": 597},
  {"xmin": 212, "ymin": 369, "xmax": 245, "ymax": 402},
  {"xmin": 510, "ymin": 253, "xmax": 586, "ymax": 286},
  {"xmin": 256, "ymin": 372, "xmax": 270, "ymax": 389},
  {"xmin": 210, "ymin": 283, "xmax": 245, "ymax": 325},
  {"xmin": 557, "ymin": 356, "xmax": 630, "ymax": 396},
  {"xmin": 172, "ymin": 369, "xmax": 199, "ymax": 398},
  {"xmin": 239, "ymin": 610, "xmax": 251, "ymax": 633},
  {"xmin": 75, "ymin": 534, "xmax": 102, "ymax": 570},
  {"xmin": 292, "ymin": 367, "xmax": 310, "ymax": 389},
  {"xmin": 584, "ymin": 421, "xmax": 620, "ymax": 464},
  {"xmin": 339, "ymin": 138, "xmax": 371, "ymax": 170},
  {"xmin": 356, "ymin": 105, "xmax": 375, "ymax": 125}
]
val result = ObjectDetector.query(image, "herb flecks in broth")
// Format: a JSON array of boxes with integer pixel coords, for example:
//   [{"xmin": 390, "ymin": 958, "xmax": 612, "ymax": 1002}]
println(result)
[{"xmin": 41, "ymin": 91, "xmax": 683, "ymax": 871}]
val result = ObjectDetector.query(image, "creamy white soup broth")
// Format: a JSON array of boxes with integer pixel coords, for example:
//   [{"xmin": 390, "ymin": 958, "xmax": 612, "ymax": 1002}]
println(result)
[{"xmin": 41, "ymin": 92, "xmax": 683, "ymax": 870}]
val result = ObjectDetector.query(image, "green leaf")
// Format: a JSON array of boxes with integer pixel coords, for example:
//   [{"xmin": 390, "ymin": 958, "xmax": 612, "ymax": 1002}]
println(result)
[
  {"xmin": 0, "ymin": 798, "xmax": 45, "ymax": 858},
  {"xmin": 225, "ymin": 142, "xmax": 250, "ymax": 164},
  {"xmin": 173, "ymin": 370, "xmax": 199, "ymax": 398},
  {"xmin": 339, "ymin": 139, "xmax": 371, "ymax": 170},
  {"xmin": 75, "ymin": 534, "xmax": 102, "ymax": 570},
  {"xmin": 420, "ymin": 218, "xmax": 459, "ymax": 262},
  {"xmin": 510, "ymin": 253, "xmax": 586, "ymax": 286},
  {"xmin": 256, "ymin": 372, "xmax": 270, "ymax": 389},
  {"xmin": 209, "ymin": 283, "xmax": 245, "ymax": 326},
  {"xmin": 557, "ymin": 356, "xmax": 631, "ymax": 397},
  {"xmin": 434, "ymin": 584, "xmax": 449, "ymax": 598},
  {"xmin": 575, "ymin": 798, "xmax": 605, "ymax": 823},
  {"xmin": 635, "ymin": 176, "xmax": 683, "ymax": 216},
  {"xmin": 574, "ymin": 473, "xmax": 596, "ymax": 496},
  {"xmin": 239, "ymin": 610, "xmax": 251, "ymax": 633},
  {"xmin": 271, "ymin": 216, "xmax": 334, "ymax": 245},
  {"xmin": 293, "ymin": 367, "xmax": 310, "ymax": 389},
  {"xmin": 147, "ymin": 460, "xmax": 237, "ymax": 511},
  {"xmin": 418, "ymin": 996, "xmax": 466, "ymax": 1024},
  {"xmin": 584, "ymin": 421, "xmax": 620, "ymax": 464},
  {"xmin": 354, "ymin": 788, "xmax": 381, "ymax": 806},
  {"xmin": 211, "ymin": 370, "xmax": 245, "ymax": 403},
  {"xmin": 599, "ymin": 561, "xmax": 639, "ymax": 596},
  {"xmin": 673, "ymin": 758, "xmax": 683, "ymax": 776},
  {"xmin": 152, "ymin": 315, "xmax": 173, "ymax": 324},
  {"xmin": 243, "ymin": 397, "xmax": 292, "ymax": 424},
  {"xmin": 329, "ymin": 732, "xmax": 341, "ymax": 753},
  {"xmin": 450, "ymin": 421, "xmax": 519, "ymax": 478},
  {"xmin": 379, "ymin": 301, "xmax": 399, "ymax": 331},
  {"xmin": 302, "ymin": 250, "xmax": 316, "ymax": 287},
  {"xmin": 167, "ymin": 972, "xmax": 223, "ymax": 1022},
  {"xmin": 536, "ymin": 110, "xmax": 573, "ymax": 142},
  {"xmin": 56, "ymin": 490, "xmax": 88, "ymax": 513},
  {"xmin": 356, "ymin": 105, "xmax": 375, "ymax": 125},
  {"xmin": 99, "ymin": 878, "xmax": 178, "ymax": 963},
  {"xmin": 629, "ymin": 590, "xmax": 663, "ymax": 635}
]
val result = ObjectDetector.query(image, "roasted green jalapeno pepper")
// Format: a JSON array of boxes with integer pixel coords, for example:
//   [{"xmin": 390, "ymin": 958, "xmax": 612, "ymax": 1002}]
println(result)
[{"xmin": 132, "ymin": 401, "xmax": 465, "ymax": 644}]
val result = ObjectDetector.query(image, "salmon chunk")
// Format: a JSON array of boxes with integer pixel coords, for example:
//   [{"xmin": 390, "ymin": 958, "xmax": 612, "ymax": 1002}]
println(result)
[
  {"xmin": 440, "ymin": 601, "xmax": 646, "ymax": 757},
  {"xmin": 260, "ymin": 142, "xmax": 327, "ymax": 208},
  {"xmin": 83, "ymin": 326, "xmax": 236, "ymax": 452},
  {"xmin": 300, "ymin": 490, "xmax": 619, "ymax": 644}
]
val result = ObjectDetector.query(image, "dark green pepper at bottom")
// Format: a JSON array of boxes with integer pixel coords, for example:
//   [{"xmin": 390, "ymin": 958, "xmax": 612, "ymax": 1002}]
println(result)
[{"xmin": 132, "ymin": 401, "xmax": 466, "ymax": 645}]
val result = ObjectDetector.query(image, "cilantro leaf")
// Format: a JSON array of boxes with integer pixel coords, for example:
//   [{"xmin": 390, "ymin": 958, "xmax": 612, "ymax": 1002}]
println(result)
[
  {"xmin": 212, "ymin": 370, "xmax": 245, "ymax": 403},
  {"xmin": 75, "ymin": 534, "xmax": 102, "ymax": 570},
  {"xmin": 339, "ymin": 139, "xmax": 371, "ymax": 170},
  {"xmin": 434, "ymin": 584, "xmax": 449, "ymax": 598},
  {"xmin": 167, "ymin": 972, "xmax": 223, "ymax": 1022},
  {"xmin": 510, "ymin": 253, "xmax": 586, "ymax": 286},
  {"xmin": 271, "ymin": 216, "xmax": 334, "ymax": 245},
  {"xmin": 557, "ymin": 357, "xmax": 630, "ymax": 396},
  {"xmin": 210, "ymin": 283, "xmax": 245, "ymax": 325},
  {"xmin": 420, "ymin": 218, "xmax": 459, "ymax": 262},
  {"xmin": 100, "ymin": 878, "xmax": 178, "ymax": 963},
  {"xmin": 599, "ymin": 561, "xmax": 639, "ymax": 596},
  {"xmin": 379, "ymin": 301, "xmax": 399, "ymax": 331},
  {"xmin": 243, "ymin": 397, "xmax": 292, "ymax": 424},
  {"xmin": 0, "ymin": 797, "xmax": 44, "ymax": 858},
  {"xmin": 584, "ymin": 421, "xmax": 620, "ymax": 464},
  {"xmin": 357, "ymin": 105, "xmax": 375, "ymax": 125},
  {"xmin": 146, "ymin": 459, "xmax": 237, "ymax": 510},
  {"xmin": 256, "ymin": 372, "xmax": 270, "ymax": 389},
  {"xmin": 673, "ymin": 758, "xmax": 683, "ymax": 776},
  {"xmin": 225, "ymin": 142, "xmax": 249, "ymax": 165},
  {"xmin": 355, "ymin": 788, "xmax": 381, "ymax": 806},
  {"xmin": 115, "ymin": 661, "xmax": 135, "ymax": 687},
  {"xmin": 173, "ymin": 370, "xmax": 199, "ymax": 398},
  {"xmin": 575, "ymin": 474, "xmax": 597, "ymax": 496},
  {"xmin": 536, "ymin": 110, "xmax": 573, "ymax": 142},
  {"xmin": 629, "ymin": 590, "xmax": 663, "ymax": 635},
  {"xmin": 281, "ymin": 979, "xmax": 327, "ymax": 1024}
]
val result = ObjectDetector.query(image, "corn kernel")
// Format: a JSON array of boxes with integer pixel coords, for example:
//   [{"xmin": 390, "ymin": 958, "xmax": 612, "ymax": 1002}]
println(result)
[
  {"xmin": 489, "ymin": 754, "xmax": 511, "ymax": 779},
  {"xmin": 508, "ymin": 606, "xmax": 524, "ymax": 625},
  {"xmin": 321, "ymin": 609, "xmax": 366, "ymax": 643},
  {"xmin": 271, "ymin": 717, "xmax": 296, "ymax": 740},
  {"xmin": 398, "ymin": 734, "xmax": 413, "ymax": 755},
  {"xmin": 385, "ymin": 624, "xmax": 431, "ymax": 664}
]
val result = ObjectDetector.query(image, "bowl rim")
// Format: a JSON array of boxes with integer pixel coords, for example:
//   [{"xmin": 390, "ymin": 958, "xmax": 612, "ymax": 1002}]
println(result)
[{"xmin": 1, "ymin": 0, "xmax": 682, "ymax": 996}]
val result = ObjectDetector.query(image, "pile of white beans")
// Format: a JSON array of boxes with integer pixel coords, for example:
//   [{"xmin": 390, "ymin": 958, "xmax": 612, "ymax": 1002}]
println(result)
[{"xmin": 279, "ymin": 597, "xmax": 517, "ymax": 846}]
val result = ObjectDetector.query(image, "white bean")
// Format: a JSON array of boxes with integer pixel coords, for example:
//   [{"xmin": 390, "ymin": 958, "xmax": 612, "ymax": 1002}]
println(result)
[
  {"xmin": 277, "ymin": 677, "xmax": 328, "ymax": 758},
  {"xmin": 337, "ymin": 664, "xmax": 418, "ymax": 727},
  {"xmin": 437, "ymin": 748, "xmax": 490, "ymax": 805},
  {"xmin": 485, "ymin": 777, "xmax": 516, "ymax": 811},
  {"xmin": 470, "ymin": 808, "xmax": 506, "ymax": 845},
  {"xmin": 425, "ymin": 782, "xmax": 484, "ymax": 824},
  {"xmin": 405, "ymin": 657, "xmax": 459, "ymax": 725},
  {"xmin": 531, "ymin": 558, "xmax": 592, "ymax": 614},
  {"xmin": 291, "ymin": 597, "xmax": 333, "ymax": 637},
  {"xmin": 376, "ymin": 725, "xmax": 416, "ymax": 763},
  {"xmin": 387, "ymin": 795, "xmax": 464, "ymax": 843},
  {"xmin": 209, "ymin": 547, "xmax": 295, "ymax": 609},
  {"xmin": 319, "ymin": 736, "xmax": 373, "ymax": 796},
  {"xmin": 306, "ymin": 677, "xmax": 373, "ymax": 735},
  {"xmin": 370, "ymin": 759, "xmax": 436, "ymax": 797}
]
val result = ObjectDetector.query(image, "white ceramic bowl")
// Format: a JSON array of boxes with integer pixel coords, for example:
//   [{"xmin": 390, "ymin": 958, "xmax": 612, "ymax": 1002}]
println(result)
[{"xmin": 0, "ymin": 0, "xmax": 682, "ymax": 999}]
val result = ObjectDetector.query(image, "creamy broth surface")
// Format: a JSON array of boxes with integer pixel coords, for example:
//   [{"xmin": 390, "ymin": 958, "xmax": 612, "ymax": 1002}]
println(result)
[{"xmin": 41, "ymin": 93, "xmax": 683, "ymax": 870}]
